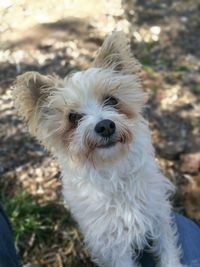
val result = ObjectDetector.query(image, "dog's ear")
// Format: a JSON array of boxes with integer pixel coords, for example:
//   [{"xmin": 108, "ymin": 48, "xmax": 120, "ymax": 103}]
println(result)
[
  {"xmin": 93, "ymin": 32, "xmax": 141, "ymax": 74},
  {"xmin": 13, "ymin": 71, "xmax": 56, "ymax": 135}
]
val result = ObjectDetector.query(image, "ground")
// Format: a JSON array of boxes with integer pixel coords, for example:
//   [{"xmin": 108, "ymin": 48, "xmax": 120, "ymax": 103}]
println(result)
[{"xmin": 0, "ymin": 0, "xmax": 199, "ymax": 266}]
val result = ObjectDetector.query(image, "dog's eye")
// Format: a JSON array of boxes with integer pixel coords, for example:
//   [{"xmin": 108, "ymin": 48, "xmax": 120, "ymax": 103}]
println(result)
[
  {"xmin": 104, "ymin": 96, "xmax": 118, "ymax": 107},
  {"xmin": 69, "ymin": 112, "xmax": 83, "ymax": 125}
]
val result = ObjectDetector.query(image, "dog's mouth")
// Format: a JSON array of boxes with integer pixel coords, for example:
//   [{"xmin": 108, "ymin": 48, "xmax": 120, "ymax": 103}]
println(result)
[{"xmin": 96, "ymin": 138, "xmax": 123, "ymax": 149}]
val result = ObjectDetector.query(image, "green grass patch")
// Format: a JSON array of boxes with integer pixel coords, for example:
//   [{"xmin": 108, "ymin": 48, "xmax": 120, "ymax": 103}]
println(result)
[
  {"xmin": 138, "ymin": 42, "xmax": 156, "ymax": 67},
  {"xmin": 176, "ymin": 65, "xmax": 189, "ymax": 72},
  {"xmin": 193, "ymin": 83, "xmax": 200, "ymax": 91},
  {"xmin": 140, "ymin": 56, "xmax": 152, "ymax": 67},
  {"xmin": 1, "ymin": 192, "xmax": 55, "ymax": 245}
]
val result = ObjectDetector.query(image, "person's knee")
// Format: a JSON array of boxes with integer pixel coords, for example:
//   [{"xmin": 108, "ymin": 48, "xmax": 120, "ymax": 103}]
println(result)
[{"xmin": 0, "ymin": 207, "xmax": 19, "ymax": 267}]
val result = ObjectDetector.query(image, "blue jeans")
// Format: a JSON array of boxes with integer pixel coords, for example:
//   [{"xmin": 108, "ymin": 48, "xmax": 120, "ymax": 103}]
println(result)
[
  {"xmin": 0, "ymin": 206, "xmax": 199, "ymax": 267},
  {"xmin": 0, "ymin": 206, "xmax": 19, "ymax": 267},
  {"xmin": 140, "ymin": 213, "xmax": 200, "ymax": 267}
]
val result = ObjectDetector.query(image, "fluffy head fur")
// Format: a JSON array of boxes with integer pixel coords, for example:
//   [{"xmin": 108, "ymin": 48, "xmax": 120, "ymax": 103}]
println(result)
[
  {"xmin": 14, "ymin": 32, "xmax": 145, "ymax": 168},
  {"xmin": 13, "ymin": 32, "xmax": 183, "ymax": 267}
]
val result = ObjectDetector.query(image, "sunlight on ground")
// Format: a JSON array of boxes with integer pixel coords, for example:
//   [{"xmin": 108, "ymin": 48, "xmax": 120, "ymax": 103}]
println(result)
[
  {"xmin": 0, "ymin": 0, "xmax": 123, "ymax": 32},
  {"xmin": 0, "ymin": 0, "xmax": 161, "ymax": 42}
]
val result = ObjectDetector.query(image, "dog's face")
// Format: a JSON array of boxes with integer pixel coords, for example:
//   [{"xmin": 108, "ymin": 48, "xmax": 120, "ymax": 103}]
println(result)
[{"xmin": 14, "ymin": 32, "xmax": 146, "ymax": 168}]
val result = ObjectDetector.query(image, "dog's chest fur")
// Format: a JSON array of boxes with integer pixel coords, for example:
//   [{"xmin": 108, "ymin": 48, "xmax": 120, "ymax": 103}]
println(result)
[{"xmin": 61, "ymin": 155, "xmax": 172, "ymax": 254}]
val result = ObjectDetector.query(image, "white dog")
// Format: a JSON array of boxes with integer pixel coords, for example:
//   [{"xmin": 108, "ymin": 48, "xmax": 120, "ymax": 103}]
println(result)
[{"xmin": 13, "ymin": 32, "xmax": 183, "ymax": 267}]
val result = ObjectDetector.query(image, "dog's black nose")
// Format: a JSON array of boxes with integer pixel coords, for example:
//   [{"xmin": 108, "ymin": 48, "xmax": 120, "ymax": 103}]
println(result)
[{"xmin": 95, "ymin": 119, "xmax": 116, "ymax": 138}]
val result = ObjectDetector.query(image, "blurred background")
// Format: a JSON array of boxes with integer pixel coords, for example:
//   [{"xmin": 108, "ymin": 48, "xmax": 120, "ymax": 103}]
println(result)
[{"xmin": 0, "ymin": 0, "xmax": 199, "ymax": 266}]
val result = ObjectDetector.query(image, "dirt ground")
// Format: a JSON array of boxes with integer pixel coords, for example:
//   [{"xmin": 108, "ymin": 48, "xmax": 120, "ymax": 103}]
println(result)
[{"xmin": 0, "ymin": 0, "xmax": 199, "ymax": 266}]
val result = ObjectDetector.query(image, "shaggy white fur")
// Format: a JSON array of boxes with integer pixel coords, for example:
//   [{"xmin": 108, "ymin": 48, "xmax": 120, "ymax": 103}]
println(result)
[{"xmin": 13, "ymin": 32, "xmax": 184, "ymax": 267}]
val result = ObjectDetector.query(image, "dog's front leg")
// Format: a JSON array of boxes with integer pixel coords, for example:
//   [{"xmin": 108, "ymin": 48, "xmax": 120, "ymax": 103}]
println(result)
[
  {"xmin": 94, "ymin": 247, "xmax": 139, "ymax": 267},
  {"xmin": 154, "ymin": 219, "xmax": 183, "ymax": 267},
  {"xmin": 112, "ymin": 253, "xmax": 140, "ymax": 267}
]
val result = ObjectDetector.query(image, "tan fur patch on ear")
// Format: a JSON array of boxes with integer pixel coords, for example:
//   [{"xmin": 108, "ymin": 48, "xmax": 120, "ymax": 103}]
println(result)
[
  {"xmin": 13, "ymin": 71, "xmax": 57, "ymax": 135},
  {"xmin": 93, "ymin": 32, "xmax": 141, "ymax": 74}
]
